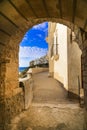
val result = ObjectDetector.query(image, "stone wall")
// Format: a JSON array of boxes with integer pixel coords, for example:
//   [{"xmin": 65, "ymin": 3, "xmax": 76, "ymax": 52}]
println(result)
[
  {"xmin": 0, "ymin": 37, "xmax": 24, "ymax": 129},
  {"xmin": 5, "ymin": 90, "xmax": 24, "ymax": 124},
  {"xmin": 81, "ymin": 38, "xmax": 87, "ymax": 108},
  {"xmin": 67, "ymin": 28, "xmax": 82, "ymax": 99},
  {"xmin": 74, "ymin": 30, "xmax": 87, "ymax": 129},
  {"xmin": 0, "ymin": 42, "xmax": 9, "ymax": 129},
  {"xmin": 32, "ymin": 67, "xmax": 48, "ymax": 74}
]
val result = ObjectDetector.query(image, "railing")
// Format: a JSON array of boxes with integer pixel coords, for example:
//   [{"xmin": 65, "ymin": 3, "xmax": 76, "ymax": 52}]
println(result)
[{"xmin": 19, "ymin": 73, "xmax": 34, "ymax": 110}]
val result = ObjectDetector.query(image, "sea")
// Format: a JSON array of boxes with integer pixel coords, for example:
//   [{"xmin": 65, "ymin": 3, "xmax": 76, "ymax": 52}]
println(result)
[{"xmin": 19, "ymin": 67, "xmax": 28, "ymax": 72}]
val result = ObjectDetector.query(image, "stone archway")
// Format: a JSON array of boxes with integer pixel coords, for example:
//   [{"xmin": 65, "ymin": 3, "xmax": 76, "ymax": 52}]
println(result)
[
  {"xmin": 0, "ymin": 0, "xmax": 87, "ymax": 129},
  {"xmin": 1, "ymin": 18, "xmax": 85, "ymax": 124}
]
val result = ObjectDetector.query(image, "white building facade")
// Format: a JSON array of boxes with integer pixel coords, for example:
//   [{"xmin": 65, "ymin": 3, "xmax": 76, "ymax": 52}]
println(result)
[{"xmin": 47, "ymin": 22, "xmax": 82, "ymax": 98}]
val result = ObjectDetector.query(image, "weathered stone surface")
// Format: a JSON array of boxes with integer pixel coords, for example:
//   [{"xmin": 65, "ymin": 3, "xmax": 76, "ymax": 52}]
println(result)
[
  {"xmin": 5, "ymin": 91, "xmax": 24, "ymax": 124},
  {"xmin": 81, "ymin": 40, "xmax": 87, "ymax": 108},
  {"xmin": 23, "ymin": 78, "xmax": 34, "ymax": 110},
  {"xmin": 8, "ymin": 105, "xmax": 85, "ymax": 130}
]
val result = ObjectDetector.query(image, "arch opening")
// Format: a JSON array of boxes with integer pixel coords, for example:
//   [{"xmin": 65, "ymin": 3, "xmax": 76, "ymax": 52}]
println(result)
[
  {"xmin": 0, "ymin": 19, "xmax": 86, "ymax": 130},
  {"xmin": 6, "ymin": 21, "xmax": 85, "ymax": 130},
  {"xmin": 18, "ymin": 21, "xmax": 83, "ymax": 107}
]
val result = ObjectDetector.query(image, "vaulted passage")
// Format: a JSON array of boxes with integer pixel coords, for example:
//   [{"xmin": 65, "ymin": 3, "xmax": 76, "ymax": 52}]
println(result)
[{"xmin": 0, "ymin": 1, "xmax": 87, "ymax": 129}]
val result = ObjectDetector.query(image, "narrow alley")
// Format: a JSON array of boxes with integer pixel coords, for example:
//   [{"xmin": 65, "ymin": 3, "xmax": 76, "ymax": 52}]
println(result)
[
  {"xmin": 9, "ymin": 71, "xmax": 85, "ymax": 130},
  {"xmin": 33, "ymin": 72, "xmax": 72, "ymax": 104}
]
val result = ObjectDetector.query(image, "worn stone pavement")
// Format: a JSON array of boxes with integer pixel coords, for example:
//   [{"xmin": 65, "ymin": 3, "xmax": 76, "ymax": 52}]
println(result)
[
  {"xmin": 9, "ymin": 72, "xmax": 86, "ymax": 130},
  {"xmin": 33, "ymin": 72, "xmax": 75, "ymax": 104}
]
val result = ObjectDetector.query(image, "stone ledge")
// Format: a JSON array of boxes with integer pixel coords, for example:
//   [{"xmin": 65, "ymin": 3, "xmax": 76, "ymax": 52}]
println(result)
[
  {"xmin": 12, "ymin": 88, "xmax": 23, "ymax": 96},
  {"xmin": 5, "ymin": 88, "xmax": 23, "ymax": 98}
]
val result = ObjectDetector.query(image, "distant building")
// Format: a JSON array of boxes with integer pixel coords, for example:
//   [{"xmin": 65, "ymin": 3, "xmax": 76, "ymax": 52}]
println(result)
[
  {"xmin": 30, "ymin": 60, "xmax": 35, "ymax": 66},
  {"xmin": 30, "ymin": 55, "xmax": 48, "ymax": 67}
]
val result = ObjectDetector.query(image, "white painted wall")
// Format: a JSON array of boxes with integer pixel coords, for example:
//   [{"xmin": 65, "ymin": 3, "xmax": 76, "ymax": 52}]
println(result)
[
  {"xmin": 54, "ymin": 24, "xmax": 68, "ymax": 90},
  {"xmin": 48, "ymin": 23, "xmax": 82, "ymax": 97}
]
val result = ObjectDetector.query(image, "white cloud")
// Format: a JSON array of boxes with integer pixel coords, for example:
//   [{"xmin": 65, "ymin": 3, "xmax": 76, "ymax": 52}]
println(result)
[
  {"xmin": 32, "ymin": 22, "xmax": 47, "ymax": 31},
  {"xmin": 38, "ymin": 34, "xmax": 42, "ymax": 38},
  {"xmin": 19, "ymin": 57, "xmax": 34, "ymax": 67},
  {"xmin": 19, "ymin": 46, "xmax": 48, "ymax": 67}
]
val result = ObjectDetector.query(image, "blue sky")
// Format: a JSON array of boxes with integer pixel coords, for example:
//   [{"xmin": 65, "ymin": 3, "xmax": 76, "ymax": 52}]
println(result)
[{"xmin": 19, "ymin": 22, "xmax": 48, "ymax": 67}]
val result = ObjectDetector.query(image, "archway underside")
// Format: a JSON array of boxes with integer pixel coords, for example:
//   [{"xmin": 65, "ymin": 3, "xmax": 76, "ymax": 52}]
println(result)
[{"xmin": 0, "ymin": 0, "xmax": 87, "ymax": 46}]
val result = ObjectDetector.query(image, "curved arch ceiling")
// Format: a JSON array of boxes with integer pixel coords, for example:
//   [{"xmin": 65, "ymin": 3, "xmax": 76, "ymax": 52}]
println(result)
[{"xmin": 0, "ymin": 0, "xmax": 87, "ymax": 44}]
